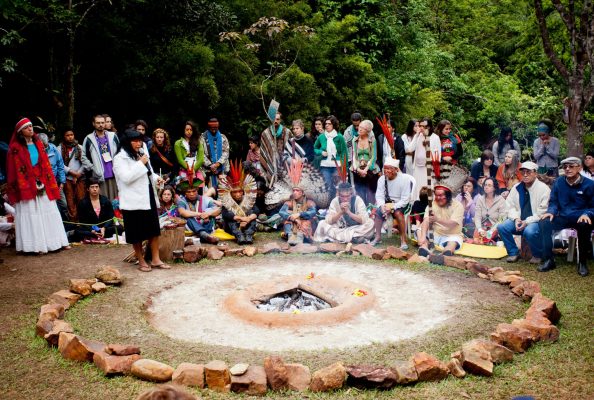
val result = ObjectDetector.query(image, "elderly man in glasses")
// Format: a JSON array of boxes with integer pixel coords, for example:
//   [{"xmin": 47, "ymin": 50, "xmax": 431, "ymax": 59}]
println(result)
[{"xmin": 538, "ymin": 157, "xmax": 594, "ymax": 277}]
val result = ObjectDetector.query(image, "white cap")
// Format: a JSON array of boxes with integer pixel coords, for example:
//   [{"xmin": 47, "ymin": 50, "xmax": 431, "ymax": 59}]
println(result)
[
  {"xmin": 519, "ymin": 161, "xmax": 538, "ymax": 171},
  {"xmin": 383, "ymin": 158, "xmax": 399, "ymax": 169}
]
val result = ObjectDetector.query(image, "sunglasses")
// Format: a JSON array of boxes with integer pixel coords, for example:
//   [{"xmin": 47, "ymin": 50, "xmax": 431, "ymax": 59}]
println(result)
[{"xmin": 562, "ymin": 164, "xmax": 579, "ymax": 169}]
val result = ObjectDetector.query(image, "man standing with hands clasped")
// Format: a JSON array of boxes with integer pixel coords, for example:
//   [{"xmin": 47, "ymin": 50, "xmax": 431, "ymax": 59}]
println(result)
[
  {"xmin": 538, "ymin": 157, "xmax": 594, "ymax": 277},
  {"xmin": 498, "ymin": 161, "xmax": 550, "ymax": 264}
]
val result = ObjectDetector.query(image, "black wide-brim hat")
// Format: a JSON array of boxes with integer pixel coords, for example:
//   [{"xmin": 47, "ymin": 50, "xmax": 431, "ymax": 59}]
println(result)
[{"xmin": 124, "ymin": 129, "xmax": 142, "ymax": 140}]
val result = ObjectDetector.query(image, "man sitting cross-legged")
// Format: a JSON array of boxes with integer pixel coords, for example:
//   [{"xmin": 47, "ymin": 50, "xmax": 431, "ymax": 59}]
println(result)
[
  {"xmin": 498, "ymin": 161, "xmax": 550, "ymax": 264},
  {"xmin": 417, "ymin": 185, "xmax": 464, "ymax": 257},
  {"xmin": 372, "ymin": 158, "xmax": 413, "ymax": 248},
  {"xmin": 176, "ymin": 176, "xmax": 220, "ymax": 245},
  {"xmin": 313, "ymin": 182, "xmax": 374, "ymax": 244}
]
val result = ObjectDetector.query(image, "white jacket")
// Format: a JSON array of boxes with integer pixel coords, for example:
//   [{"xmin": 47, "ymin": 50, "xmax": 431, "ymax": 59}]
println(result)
[
  {"xmin": 113, "ymin": 149, "xmax": 159, "ymax": 211},
  {"xmin": 506, "ymin": 179, "xmax": 550, "ymax": 225},
  {"xmin": 82, "ymin": 131, "xmax": 119, "ymax": 181}
]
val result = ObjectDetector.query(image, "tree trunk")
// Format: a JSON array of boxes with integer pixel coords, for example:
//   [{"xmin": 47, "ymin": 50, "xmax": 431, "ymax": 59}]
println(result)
[
  {"xmin": 566, "ymin": 96, "xmax": 584, "ymax": 157},
  {"xmin": 63, "ymin": 29, "xmax": 75, "ymax": 129}
]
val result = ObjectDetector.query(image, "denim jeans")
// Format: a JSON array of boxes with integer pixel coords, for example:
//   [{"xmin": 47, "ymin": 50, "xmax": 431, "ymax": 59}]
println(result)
[
  {"xmin": 498, "ymin": 218, "xmax": 542, "ymax": 258},
  {"xmin": 320, "ymin": 166, "xmax": 338, "ymax": 201}
]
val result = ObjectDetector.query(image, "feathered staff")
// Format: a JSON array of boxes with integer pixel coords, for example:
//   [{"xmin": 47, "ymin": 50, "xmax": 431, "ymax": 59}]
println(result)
[
  {"xmin": 287, "ymin": 158, "xmax": 303, "ymax": 188},
  {"xmin": 334, "ymin": 155, "xmax": 348, "ymax": 183},
  {"xmin": 186, "ymin": 160, "xmax": 195, "ymax": 187},
  {"xmin": 376, "ymin": 114, "xmax": 394, "ymax": 155}
]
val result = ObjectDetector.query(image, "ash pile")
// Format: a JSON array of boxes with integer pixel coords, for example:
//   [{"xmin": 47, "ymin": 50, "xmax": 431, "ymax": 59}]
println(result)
[{"xmin": 255, "ymin": 289, "xmax": 332, "ymax": 313}]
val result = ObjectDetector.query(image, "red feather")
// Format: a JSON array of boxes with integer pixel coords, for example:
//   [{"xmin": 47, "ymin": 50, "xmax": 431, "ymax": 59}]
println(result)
[
  {"xmin": 228, "ymin": 159, "xmax": 244, "ymax": 188},
  {"xmin": 375, "ymin": 115, "xmax": 394, "ymax": 149}
]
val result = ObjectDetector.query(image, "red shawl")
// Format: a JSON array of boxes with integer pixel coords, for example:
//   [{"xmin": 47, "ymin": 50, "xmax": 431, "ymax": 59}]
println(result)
[{"xmin": 6, "ymin": 129, "xmax": 60, "ymax": 204}]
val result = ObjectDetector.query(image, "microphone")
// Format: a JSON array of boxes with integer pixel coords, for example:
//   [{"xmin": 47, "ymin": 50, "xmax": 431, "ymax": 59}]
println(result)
[{"xmin": 138, "ymin": 147, "xmax": 152, "ymax": 173}]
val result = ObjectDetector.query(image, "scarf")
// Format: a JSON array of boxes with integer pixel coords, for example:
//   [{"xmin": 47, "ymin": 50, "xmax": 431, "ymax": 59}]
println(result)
[
  {"xmin": 61, "ymin": 140, "xmax": 81, "ymax": 165},
  {"xmin": 440, "ymin": 132, "xmax": 460, "ymax": 154},
  {"xmin": 206, "ymin": 131, "xmax": 223, "ymax": 171},
  {"xmin": 518, "ymin": 182, "xmax": 533, "ymax": 221},
  {"xmin": 273, "ymin": 124, "xmax": 285, "ymax": 138},
  {"xmin": 325, "ymin": 130, "xmax": 338, "ymax": 163}
]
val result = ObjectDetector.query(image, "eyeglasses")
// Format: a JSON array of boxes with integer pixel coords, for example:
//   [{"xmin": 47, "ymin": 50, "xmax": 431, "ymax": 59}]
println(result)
[{"xmin": 562, "ymin": 164, "xmax": 579, "ymax": 169}]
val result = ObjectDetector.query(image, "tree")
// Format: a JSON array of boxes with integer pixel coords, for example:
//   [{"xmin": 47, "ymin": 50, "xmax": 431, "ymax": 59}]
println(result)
[{"xmin": 534, "ymin": 0, "xmax": 594, "ymax": 156}]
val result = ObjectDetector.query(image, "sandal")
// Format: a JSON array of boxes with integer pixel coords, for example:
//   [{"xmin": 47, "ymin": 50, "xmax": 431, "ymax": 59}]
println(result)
[
  {"xmin": 151, "ymin": 263, "xmax": 172, "ymax": 270},
  {"xmin": 138, "ymin": 264, "xmax": 152, "ymax": 272}
]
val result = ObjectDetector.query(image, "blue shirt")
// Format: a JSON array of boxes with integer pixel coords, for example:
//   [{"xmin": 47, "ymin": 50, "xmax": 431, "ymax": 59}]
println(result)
[
  {"xmin": 45, "ymin": 143, "xmax": 66, "ymax": 184},
  {"xmin": 547, "ymin": 175, "xmax": 594, "ymax": 220}
]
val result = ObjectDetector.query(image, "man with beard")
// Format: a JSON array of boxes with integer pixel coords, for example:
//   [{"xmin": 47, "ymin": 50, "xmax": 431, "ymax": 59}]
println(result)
[
  {"xmin": 200, "ymin": 117, "xmax": 230, "ymax": 189},
  {"xmin": 538, "ymin": 157, "xmax": 594, "ymax": 276},
  {"xmin": 82, "ymin": 114, "xmax": 120, "ymax": 200}
]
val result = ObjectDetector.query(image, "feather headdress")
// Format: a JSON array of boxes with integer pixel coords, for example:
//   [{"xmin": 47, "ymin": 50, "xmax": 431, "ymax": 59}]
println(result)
[
  {"xmin": 287, "ymin": 158, "xmax": 304, "ymax": 189},
  {"xmin": 334, "ymin": 155, "xmax": 348, "ymax": 183},
  {"xmin": 218, "ymin": 159, "xmax": 257, "ymax": 216},
  {"xmin": 375, "ymin": 114, "xmax": 394, "ymax": 149}
]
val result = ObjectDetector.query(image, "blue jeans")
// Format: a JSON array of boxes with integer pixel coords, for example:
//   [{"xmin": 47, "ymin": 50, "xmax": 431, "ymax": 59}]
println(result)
[
  {"xmin": 320, "ymin": 166, "xmax": 338, "ymax": 201},
  {"xmin": 498, "ymin": 219, "xmax": 542, "ymax": 258}
]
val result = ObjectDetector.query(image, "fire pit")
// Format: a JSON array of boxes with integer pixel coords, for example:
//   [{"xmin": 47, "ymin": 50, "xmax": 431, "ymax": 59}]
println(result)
[{"xmin": 254, "ymin": 288, "xmax": 332, "ymax": 312}]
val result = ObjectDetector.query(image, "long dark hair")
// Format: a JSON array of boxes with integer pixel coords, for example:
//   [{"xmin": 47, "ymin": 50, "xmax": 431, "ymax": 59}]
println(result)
[
  {"xmin": 421, "ymin": 117, "xmax": 433, "ymax": 134},
  {"xmin": 482, "ymin": 177, "xmax": 499, "ymax": 197},
  {"xmin": 435, "ymin": 120, "xmax": 452, "ymax": 136},
  {"xmin": 496, "ymin": 127, "xmax": 513, "ymax": 157},
  {"xmin": 117, "ymin": 129, "xmax": 142, "ymax": 160},
  {"xmin": 405, "ymin": 119, "xmax": 418, "ymax": 137},
  {"xmin": 184, "ymin": 120, "xmax": 200, "ymax": 154},
  {"xmin": 325, "ymin": 115, "xmax": 340, "ymax": 132}
]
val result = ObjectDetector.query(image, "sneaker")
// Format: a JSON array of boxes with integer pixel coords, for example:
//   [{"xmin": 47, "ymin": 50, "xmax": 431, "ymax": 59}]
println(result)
[
  {"xmin": 295, "ymin": 232, "xmax": 304, "ymax": 245},
  {"xmin": 442, "ymin": 250, "xmax": 453, "ymax": 257},
  {"xmin": 529, "ymin": 257, "xmax": 542, "ymax": 264},
  {"xmin": 418, "ymin": 247, "xmax": 431, "ymax": 257},
  {"xmin": 369, "ymin": 238, "xmax": 382, "ymax": 246},
  {"xmin": 507, "ymin": 255, "xmax": 521, "ymax": 263},
  {"xmin": 400, "ymin": 243, "xmax": 409, "ymax": 251},
  {"xmin": 287, "ymin": 233, "xmax": 298, "ymax": 246}
]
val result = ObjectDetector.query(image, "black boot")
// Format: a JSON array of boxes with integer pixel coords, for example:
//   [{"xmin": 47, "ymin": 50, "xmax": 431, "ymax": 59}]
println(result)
[
  {"xmin": 244, "ymin": 234, "xmax": 254, "ymax": 245},
  {"xmin": 578, "ymin": 261, "xmax": 589, "ymax": 277},
  {"xmin": 236, "ymin": 233, "xmax": 246, "ymax": 245},
  {"xmin": 537, "ymin": 258, "xmax": 556, "ymax": 272}
]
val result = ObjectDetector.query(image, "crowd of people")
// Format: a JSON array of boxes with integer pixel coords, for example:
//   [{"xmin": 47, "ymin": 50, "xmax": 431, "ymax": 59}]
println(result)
[{"xmin": 1, "ymin": 113, "xmax": 593, "ymax": 276}]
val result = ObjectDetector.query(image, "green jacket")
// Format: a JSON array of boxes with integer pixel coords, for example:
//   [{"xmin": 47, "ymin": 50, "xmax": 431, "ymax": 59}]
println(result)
[
  {"xmin": 174, "ymin": 138, "xmax": 204, "ymax": 171},
  {"xmin": 313, "ymin": 133, "xmax": 348, "ymax": 168}
]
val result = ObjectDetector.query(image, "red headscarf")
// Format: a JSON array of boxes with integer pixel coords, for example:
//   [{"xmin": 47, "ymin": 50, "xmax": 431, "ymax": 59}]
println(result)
[{"xmin": 6, "ymin": 118, "xmax": 60, "ymax": 203}]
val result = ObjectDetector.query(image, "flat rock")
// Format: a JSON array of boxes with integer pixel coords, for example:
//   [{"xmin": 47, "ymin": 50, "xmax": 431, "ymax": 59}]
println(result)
[
  {"xmin": 230, "ymin": 363, "xmax": 249, "ymax": 376},
  {"xmin": 309, "ymin": 362, "xmax": 347, "ymax": 392},
  {"xmin": 285, "ymin": 363, "xmax": 311, "ymax": 391},
  {"xmin": 319, "ymin": 243, "xmax": 344, "ymax": 253},
  {"xmin": 491, "ymin": 323, "xmax": 534, "ymax": 353},
  {"xmin": 48, "ymin": 290, "xmax": 82, "ymax": 310},
  {"xmin": 36, "ymin": 317, "xmax": 55, "ymax": 338},
  {"xmin": 527, "ymin": 293, "xmax": 561, "ymax": 324},
  {"xmin": 183, "ymin": 245, "xmax": 207, "ymax": 263},
  {"xmin": 39, "ymin": 303, "xmax": 65, "ymax": 321},
  {"xmin": 466, "ymin": 262, "xmax": 490, "ymax": 275},
  {"xmin": 512, "ymin": 317, "xmax": 560, "ymax": 343},
  {"xmin": 289, "ymin": 243, "xmax": 319, "ymax": 254},
  {"xmin": 95, "ymin": 266, "xmax": 122, "ymax": 285},
  {"xmin": 207, "ymin": 247, "xmax": 224, "ymax": 260},
  {"xmin": 346, "ymin": 364, "xmax": 397, "ymax": 389},
  {"xmin": 385, "ymin": 246, "xmax": 411, "ymax": 260},
  {"xmin": 371, "ymin": 248, "xmax": 388, "ymax": 260},
  {"xmin": 91, "ymin": 282, "xmax": 108, "ymax": 293},
  {"xmin": 58, "ymin": 333, "xmax": 105, "ymax": 362},
  {"xmin": 391, "ymin": 360, "xmax": 418, "ymax": 384},
  {"xmin": 461, "ymin": 343, "xmax": 493, "ymax": 376},
  {"xmin": 443, "ymin": 255, "xmax": 470, "ymax": 270},
  {"xmin": 93, "ymin": 352, "xmax": 141, "ymax": 376},
  {"xmin": 447, "ymin": 358, "xmax": 466, "ymax": 378},
  {"xmin": 411, "ymin": 352, "xmax": 449, "ymax": 382},
  {"xmin": 263, "ymin": 356, "xmax": 288, "ymax": 390},
  {"xmin": 69, "ymin": 278, "xmax": 95, "ymax": 296},
  {"xmin": 463, "ymin": 339, "xmax": 513, "ymax": 364},
  {"xmin": 243, "ymin": 246, "xmax": 257, "ymax": 257},
  {"xmin": 352, "ymin": 243, "xmax": 376, "ymax": 258},
  {"xmin": 131, "ymin": 358, "xmax": 174, "ymax": 382},
  {"xmin": 230, "ymin": 365, "xmax": 267, "ymax": 396},
  {"xmin": 204, "ymin": 360, "xmax": 230, "ymax": 392},
  {"xmin": 172, "ymin": 363, "xmax": 205, "ymax": 387},
  {"xmin": 44, "ymin": 320, "xmax": 74, "ymax": 347},
  {"xmin": 259, "ymin": 243, "xmax": 283, "ymax": 254},
  {"xmin": 105, "ymin": 344, "xmax": 141, "ymax": 356},
  {"xmin": 224, "ymin": 248, "xmax": 245, "ymax": 257},
  {"xmin": 407, "ymin": 254, "xmax": 427, "ymax": 263}
]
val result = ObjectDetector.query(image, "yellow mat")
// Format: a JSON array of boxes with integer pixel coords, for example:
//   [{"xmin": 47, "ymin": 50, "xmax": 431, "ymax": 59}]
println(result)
[
  {"xmin": 213, "ymin": 228, "xmax": 236, "ymax": 241},
  {"xmin": 451, "ymin": 243, "xmax": 508, "ymax": 259}
]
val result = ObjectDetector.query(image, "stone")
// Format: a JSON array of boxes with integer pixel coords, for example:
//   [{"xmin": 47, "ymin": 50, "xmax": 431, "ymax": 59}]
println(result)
[
  {"xmin": 131, "ymin": 359, "xmax": 174, "ymax": 382},
  {"xmin": 310, "ymin": 362, "xmax": 347, "ymax": 392},
  {"xmin": 289, "ymin": 243, "xmax": 319, "ymax": 254},
  {"xmin": 346, "ymin": 364, "xmax": 397, "ymax": 389},
  {"xmin": 488, "ymin": 266, "xmax": 505, "ymax": 275},
  {"xmin": 204, "ymin": 360, "xmax": 231, "ymax": 392},
  {"xmin": 48, "ymin": 290, "xmax": 82, "ymax": 310},
  {"xmin": 411, "ymin": 352, "xmax": 449, "ymax": 382},
  {"xmin": 243, "ymin": 246, "xmax": 257, "ymax": 257},
  {"xmin": 39, "ymin": 303, "xmax": 65, "ymax": 321},
  {"xmin": 466, "ymin": 262, "xmax": 490, "ymax": 275},
  {"xmin": 491, "ymin": 323, "xmax": 534, "ymax": 353},
  {"xmin": 463, "ymin": 339, "xmax": 514, "ymax": 364},
  {"xmin": 461, "ymin": 343, "xmax": 494, "ymax": 376},
  {"xmin": 95, "ymin": 266, "xmax": 122, "ymax": 285},
  {"xmin": 58, "ymin": 333, "xmax": 105, "ymax": 362},
  {"xmin": 263, "ymin": 356, "xmax": 288, "ymax": 390},
  {"xmin": 285, "ymin": 363, "xmax": 311, "ymax": 391},
  {"xmin": 319, "ymin": 243, "xmax": 344, "ymax": 253},
  {"xmin": 407, "ymin": 254, "xmax": 428, "ymax": 263},
  {"xmin": 335, "ymin": 251, "xmax": 348, "ymax": 256},
  {"xmin": 385, "ymin": 245, "xmax": 411, "ymax": 260},
  {"xmin": 230, "ymin": 363, "xmax": 249, "ymax": 376},
  {"xmin": 224, "ymin": 248, "xmax": 245, "ymax": 257},
  {"xmin": 260, "ymin": 243, "xmax": 283, "ymax": 254},
  {"xmin": 69, "ymin": 279, "xmax": 94, "ymax": 296},
  {"xmin": 371, "ymin": 248, "xmax": 388, "ymax": 260},
  {"xmin": 512, "ymin": 317, "xmax": 560, "ymax": 343},
  {"xmin": 352, "ymin": 243, "xmax": 376, "ymax": 258},
  {"xmin": 93, "ymin": 351, "xmax": 141, "ymax": 376},
  {"xmin": 172, "ymin": 363, "xmax": 205, "ymax": 387},
  {"xmin": 91, "ymin": 282, "xmax": 108, "ymax": 293},
  {"xmin": 391, "ymin": 360, "xmax": 418, "ymax": 385},
  {"xmin": 382, "ymin": 252, "xmax": 392, "ymax": 260},
  {"xmin": 36, "ymin": 317, "xmax": 55, "ymax": 338},
  {"xmin": 527, "ymin": 293, "xmax": 561, "ymax": 324},
  {"xmin": 477, "ymin": 273, "xmax": 489, "ymax": 279},
  {"xmin": 509, "ymin": 276, "xmax": 527, "ymax": 289},
  {"xmin": 443, "ymin": 255, "xmax": 470, "ymax": 270},
  {"xmin": 230, "ymin": 365, "xmax": 267, "ymax": 396},
  {"xmin": 428, "ymin": 254, "xmax": 445, "ymax": 265},
  {"xmin": 44, "ymin": 320, "xmax": 74, "ymax": 347},
  {"xmin": 183, "ymin": 245, "xmax": 207, "ymax": 263},
  {"xmin": 511, "ymin": 281, "xmax": 541, "ymax": 301},
  {"xmin": 351, "ymin": 251, "xmax": 361, "ymax": 257},
  {"xmin": 105, "ymin": 344, "xmax": 141, "ymax": 356},
  {"xmin": 207, "ymin": 247, "xmax": 224, "ymax": 260},
  {"xmin": 447, "ymin": 358, "xmax": 466, "ymax": 378}
]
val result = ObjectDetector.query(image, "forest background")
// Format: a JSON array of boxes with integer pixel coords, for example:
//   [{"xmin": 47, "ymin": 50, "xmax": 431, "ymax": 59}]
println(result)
[{"xmin": 1, "ymin": 0, "xmax": 592, "ymax": 165}]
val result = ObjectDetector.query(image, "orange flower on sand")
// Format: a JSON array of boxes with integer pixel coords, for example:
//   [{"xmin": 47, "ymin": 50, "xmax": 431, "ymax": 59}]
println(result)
[
  {"xmin": 352, "ymin": 289, "xmax": 367, "ymax": 297},
  {"xmin": 306, "ymin": 272, "xmax": 315, "ymax": 279}
]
